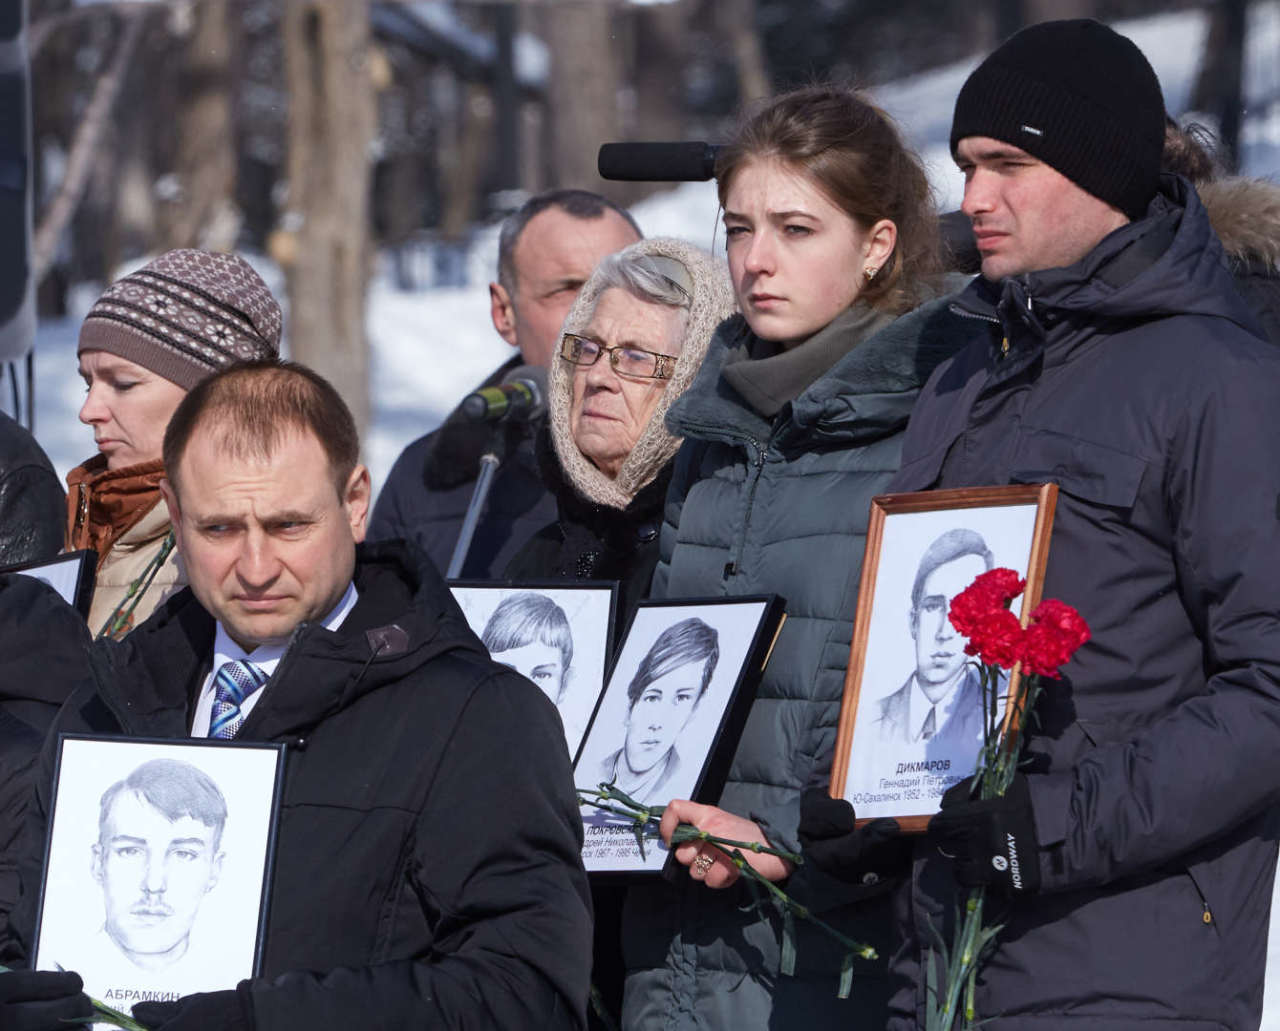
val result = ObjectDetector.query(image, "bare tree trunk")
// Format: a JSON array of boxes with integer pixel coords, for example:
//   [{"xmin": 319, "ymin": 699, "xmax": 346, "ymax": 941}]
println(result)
[
  {"xmin": 280, "ymin": 0, "xmax": 375, "ymax": 437},
  {"xmin": 1192, "ymin": 0, "xmax": 1247, "ymax": 171},
  {"xmin": 439, "ymin": 83, "xmax": 492, "ymax": 239},
  {"xmin": 32, "ymin": 6, "xmax": 145, "ymax": 286},
  {"xmin": 540, "ymin": 0, "xmax": 620, "ymax": 195},
  {"xmin": 716, "ymin": 0, "xmax": 769, "ymax": 103},
  {"xmin": 633, "ymin": 0, "xmax": 687, "ymax": 142},
  {"xmin": 163, "ymin": 0, "xmax": 239, "ymax": 251}
]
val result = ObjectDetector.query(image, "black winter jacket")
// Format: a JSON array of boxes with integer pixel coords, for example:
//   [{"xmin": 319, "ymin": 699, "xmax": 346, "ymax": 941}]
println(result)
[
  {"xmin": 504, "ymin": 427, "xmax": 670, "ymax": 633},
  {"xmin": 0, "ymin": 412, "xmax": 64, "ymax": 568},
  {"xmin": 2, "ymin": 541, "xmax": 593, "ymax": 1029},
  {"xmin": 0, "ymin": 576, "xmax": 94, "ymax": 951},
  {"xmin": 369, "ymin": 358, "xmax": 557, "ymax": 578},
  {"xmin": 888, "ymin": 176, "xmax": 1280, "ymax": 1030}
]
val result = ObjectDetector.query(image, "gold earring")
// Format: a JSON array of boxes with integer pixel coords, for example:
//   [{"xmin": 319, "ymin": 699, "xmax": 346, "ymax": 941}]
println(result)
[{"xmin": 864, "ymin": 265, "xmax": 879, "ymax": 283}]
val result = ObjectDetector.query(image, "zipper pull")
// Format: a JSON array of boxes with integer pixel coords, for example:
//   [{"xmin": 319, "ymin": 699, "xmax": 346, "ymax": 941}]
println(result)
[{"xmin": 1202, "ymin": 903, "xmax": 1213, "ymax": 925}]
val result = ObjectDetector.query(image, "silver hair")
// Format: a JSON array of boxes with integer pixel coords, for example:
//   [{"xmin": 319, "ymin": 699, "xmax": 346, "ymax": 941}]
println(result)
[{"xmin": 590, "ymin": 252, "xmax": 693, "ymax": 311}]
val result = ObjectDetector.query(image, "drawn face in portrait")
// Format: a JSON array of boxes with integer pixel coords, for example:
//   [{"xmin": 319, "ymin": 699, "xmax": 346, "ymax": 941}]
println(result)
[
  {"xmin": 92, "ymin": 791, "xmax": 225, "ymax": 970},
  {"xmin": 490, "ymin": 640, "xmax": 567, "ymax": 704},
  {"xmin": 911, "ymin": 552, "xmax": 989, "ymax": 700},
  {"xmin": 623, "ymin": 663, "xmax": 703, "ymax": 774}
]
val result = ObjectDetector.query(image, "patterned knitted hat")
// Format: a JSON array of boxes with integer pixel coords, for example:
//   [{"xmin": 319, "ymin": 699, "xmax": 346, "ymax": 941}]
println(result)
[{"xmin": 78, "ymin": 250, "xmax": 282, "ymax": 390}]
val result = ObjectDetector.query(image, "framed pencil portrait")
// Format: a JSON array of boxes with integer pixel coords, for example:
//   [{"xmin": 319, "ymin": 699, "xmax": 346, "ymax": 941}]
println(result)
[
  {"xmin": 0, "ymin": 549, "xmax": 98, "ymax": 618},
  {"xmin": 33, "ymin": 735, "xmax": 286, "ymax": 1014},
  {"xmin": 450, "ymin": 581, "xmax": 618, "ymax": 761},
  {"xmin": 830, "ymin": 485, "xmax": 1058, "ymax": 831},
  {"xmin": 574, "ymin": 595, "xmax": 786, "ymax": 878}
]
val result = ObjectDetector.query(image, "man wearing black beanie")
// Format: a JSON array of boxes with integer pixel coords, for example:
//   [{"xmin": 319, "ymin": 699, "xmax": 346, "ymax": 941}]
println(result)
[{"xmin": 804, "ymin": 19, "xmax": 1280, "ymax": 1031}]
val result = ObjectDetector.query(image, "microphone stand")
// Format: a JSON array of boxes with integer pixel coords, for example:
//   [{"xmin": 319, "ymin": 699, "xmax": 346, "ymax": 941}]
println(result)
[
  {"xmin": 444, "ymin": 364, "xmax": 546, "ymax": 579},
  {"xmin": 446, "ymin": 448, "xmax": 501, "ymax": 579}
]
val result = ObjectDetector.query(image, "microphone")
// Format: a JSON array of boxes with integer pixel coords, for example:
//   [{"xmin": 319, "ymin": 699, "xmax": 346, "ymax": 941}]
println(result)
[
  {"xmin": 597, "ymin": 142, "xmax": 719, "ymax": 182},
  {"xmin": 459, "ymin": 365, "xmax": 547, "ymax": 423}
]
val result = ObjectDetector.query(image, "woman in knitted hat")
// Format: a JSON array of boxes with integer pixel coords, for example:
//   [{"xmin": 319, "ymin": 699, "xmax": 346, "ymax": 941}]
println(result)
[
  {"xmin": 68, "ymin": 249, "xmax": 281, "ymax": 639},
  {"xmin": 505, "ymin": 237, "xmax": 734, "ymax": 626}
]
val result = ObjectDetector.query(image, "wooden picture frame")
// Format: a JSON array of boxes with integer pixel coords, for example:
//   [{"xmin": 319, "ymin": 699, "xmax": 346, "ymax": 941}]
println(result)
[
  {"xmin": 449, "ymin": 580, "xmax": 619, "ymax": 761},
  {"xmin": 830, "ymin": 484, "xmax": 1058, "ymax": 832},
  {"xmin": 33, "ymin": 735, "xmax": 287, "ymax": 1014},
  {"xmin": 573, "ymin": 595, "xmax": 786, "ymax": 879}
]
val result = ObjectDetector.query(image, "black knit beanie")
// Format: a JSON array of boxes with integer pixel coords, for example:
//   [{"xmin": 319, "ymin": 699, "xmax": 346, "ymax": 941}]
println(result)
[{"xmin": 951, "ymin": 19, "xmax": 1165, "ymax": 220}]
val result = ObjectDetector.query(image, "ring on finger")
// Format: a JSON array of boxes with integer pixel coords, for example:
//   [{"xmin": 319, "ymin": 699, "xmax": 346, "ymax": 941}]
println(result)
[{"xmin": 692, "ymin": 853, "xmax": 715, "ymax": 875}]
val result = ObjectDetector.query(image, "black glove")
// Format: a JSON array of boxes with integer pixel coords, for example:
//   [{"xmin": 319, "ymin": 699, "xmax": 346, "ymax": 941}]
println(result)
[
  {"xmin": 798, "ymin": 788, "xmax": 908, "ymax": 884},
  {"xmin": 133, "ymin": 988, "xmax": 253, "ymax": 1031},
  {"xmin": 0, "ymin": 969, "xmax": 93, "ymax": 1031},
  {"xmin": 928, "ymin": 773, "xmax": 1041, "ymax": 895}
]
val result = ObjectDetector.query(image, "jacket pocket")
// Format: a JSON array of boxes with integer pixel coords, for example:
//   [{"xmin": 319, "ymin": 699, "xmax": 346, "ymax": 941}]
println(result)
[
  {"xmin": 1009, "ymin": 426, "xmax": 1148, "ymax": 509},
  {"xmin": 891, "ymin": 440, "xmax": 949, "ymax": 492}
]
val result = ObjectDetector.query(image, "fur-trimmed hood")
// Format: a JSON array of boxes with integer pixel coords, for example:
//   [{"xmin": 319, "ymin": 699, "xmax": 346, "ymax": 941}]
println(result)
[
  {"xmin": 1199, "ymin": 176, "xmax": 1280, "ymax": 272},
  {"xmin": 548, "ymin": 237, "xmax": 736, "ymax": 510}
]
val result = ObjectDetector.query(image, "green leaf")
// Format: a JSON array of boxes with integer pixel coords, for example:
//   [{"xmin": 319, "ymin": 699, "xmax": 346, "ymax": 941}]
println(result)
[
  {"xmin": 780, "ymin": 906, "xmax": 797, "ymax": 977},
  {"xmin": 839, "ymin": 951, "xmax": 854, "ymax": 1000}
]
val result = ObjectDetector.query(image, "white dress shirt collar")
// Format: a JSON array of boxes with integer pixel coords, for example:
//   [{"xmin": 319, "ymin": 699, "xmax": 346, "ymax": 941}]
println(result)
[{"xmin": 190, "ymin": 582, "xmax": 359, "ymax": 737}]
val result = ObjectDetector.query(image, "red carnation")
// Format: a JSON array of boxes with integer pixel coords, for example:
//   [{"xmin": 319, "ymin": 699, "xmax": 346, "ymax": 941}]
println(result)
[
  {"xmin": 963, "ymin": 608, "xmax": 1025, "ymax": 670},
  {"xmin": 1021, "ymin": 599, "xmax": 1091, "ymax": 679},
  {"xmin": 949, "ymin": 567, "xmax": 1027, "ymax": 637},
  {"xmin": 979, "ymin": 568, "xmax": 1027, "ymax": 606}
]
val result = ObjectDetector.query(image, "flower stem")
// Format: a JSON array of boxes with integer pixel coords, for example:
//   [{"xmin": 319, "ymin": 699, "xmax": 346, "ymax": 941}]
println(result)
[{"xmin": 577, "ymin": 783, "xmax": 878, "ymax": 986}]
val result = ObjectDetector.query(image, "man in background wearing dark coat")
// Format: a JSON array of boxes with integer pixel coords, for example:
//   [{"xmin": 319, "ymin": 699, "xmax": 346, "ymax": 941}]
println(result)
[
  {"xmin": 369, "ymin": 189, "xmax": 641, "ymax": 578},
  {"xmin": 0, "ymin": 360, "xmax": 592, "ymax": 1030},
  {"xmin": 878, "ymin": 20, "xmax": 1280, "ymax": 1031}
]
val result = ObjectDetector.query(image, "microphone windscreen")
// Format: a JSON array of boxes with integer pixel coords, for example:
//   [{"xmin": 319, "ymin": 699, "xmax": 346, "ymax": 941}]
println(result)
[
  {"xmin": 597, "ymin": 142, "xmax": 718, "ymax": 182},
  {"xmin": 502, "ymin": 364, "xmax": 548, "ymax": 420}
]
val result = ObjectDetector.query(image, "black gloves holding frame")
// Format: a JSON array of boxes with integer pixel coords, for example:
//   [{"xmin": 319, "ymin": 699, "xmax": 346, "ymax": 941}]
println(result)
[
  {"xmin": 799, "ymin": 774, "xmax": 1043, "ymax": 897},
  {"xmin": 928, "ymin": 773, "xmax": 1042, "ymax": 895}
]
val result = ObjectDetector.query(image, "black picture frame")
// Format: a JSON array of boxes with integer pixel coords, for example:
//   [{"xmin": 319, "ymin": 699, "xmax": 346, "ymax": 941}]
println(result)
[
  {"xmin": 573, "ymin": 594, "xmax": 786, "ymax": 879},
  {"xmin": 0, "ymin": 549, "xmax": 98, "ymax": 619},
  {"xmin": 449, "ymin": 579, "xmax": 619, "ymax": 761},
  {"xmin": 32, "ymin": 734, "xmax": 288, "ymax": 1011}
]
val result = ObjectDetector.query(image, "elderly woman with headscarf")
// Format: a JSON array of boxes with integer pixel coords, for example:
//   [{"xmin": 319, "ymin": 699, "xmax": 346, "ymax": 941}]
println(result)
[{"xmin": 505, "ymin": 237, "xmax": 734, "ymax": 624}]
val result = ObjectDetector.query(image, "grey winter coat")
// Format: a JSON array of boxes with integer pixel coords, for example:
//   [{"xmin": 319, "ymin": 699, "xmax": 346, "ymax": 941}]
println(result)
[
  {"xmin": 887, "ymin": 176, "xmax": 1280, "ymax": 1031},
  {"xmin": 621, "ymin": 300, "xmax": 979, "ymax": 1029}
]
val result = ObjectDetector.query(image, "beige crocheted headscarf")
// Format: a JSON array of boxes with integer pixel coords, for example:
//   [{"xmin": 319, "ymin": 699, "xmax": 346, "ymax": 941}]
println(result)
[{"xmin": 549, "ymin": 237, "xmax": 736, "ymax": 510}]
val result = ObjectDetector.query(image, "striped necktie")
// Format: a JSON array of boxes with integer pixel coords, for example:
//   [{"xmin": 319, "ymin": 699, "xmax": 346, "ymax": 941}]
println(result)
[{"xmin": 209, "ymin": 660, "xmax": 268, "ymax": 739}]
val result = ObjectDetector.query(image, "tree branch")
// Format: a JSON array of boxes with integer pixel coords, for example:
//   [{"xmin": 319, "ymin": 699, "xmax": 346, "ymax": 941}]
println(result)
[
  {"xmin": 28, "ymin": 1, "xmax": 163, "ymax": 62},
  {"xmin": 31, "ymin": 6, "xmax": 148, "ymax": 286}
]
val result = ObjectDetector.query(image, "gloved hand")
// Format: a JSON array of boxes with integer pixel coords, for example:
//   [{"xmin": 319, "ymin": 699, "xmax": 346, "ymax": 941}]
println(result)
[
  {"xmin": 0, "ymin": 969, "xmax": 93, "ymax": 1031},
  {"xmin": 133, "ymin": 987, "xmax": 252, "ymax": 1031},
  {"xmin": 927, "ymin": 773, "xmax": 1041, "ymax": 895},
  {"xmin": 798, "ymin": 788, "xmax": 908, "ymax": 883}
]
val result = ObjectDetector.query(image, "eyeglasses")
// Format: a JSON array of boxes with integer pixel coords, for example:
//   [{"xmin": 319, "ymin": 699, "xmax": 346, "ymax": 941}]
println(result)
[{"xmin": 559, "ymin": 333, "xmax": 679, "ymax": 380}]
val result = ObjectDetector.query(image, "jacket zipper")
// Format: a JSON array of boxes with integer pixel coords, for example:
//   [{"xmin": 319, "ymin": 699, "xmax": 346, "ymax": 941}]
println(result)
[
  {"xmin": 723, "ymin": 438, "xmax": 767, "ymax": 579},
  {"xmin": 75, "ymin": 482, "xmax": 90, "ymax": 541}
]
